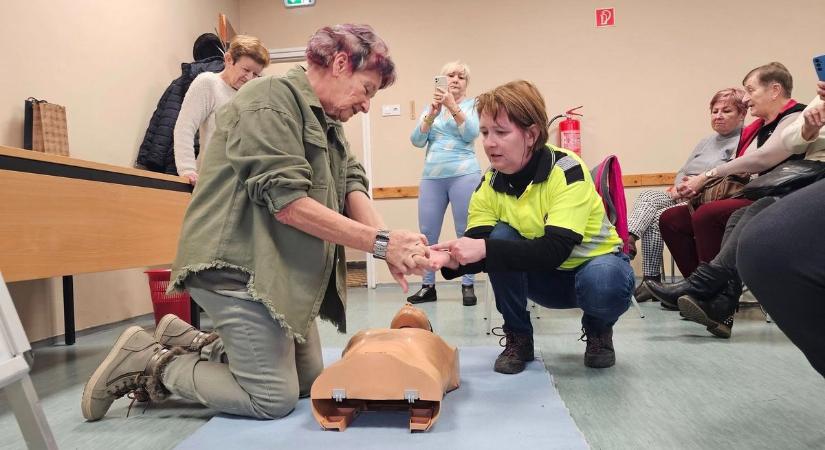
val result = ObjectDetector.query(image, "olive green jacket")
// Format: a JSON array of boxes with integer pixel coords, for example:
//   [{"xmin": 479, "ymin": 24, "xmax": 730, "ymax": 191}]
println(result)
[{"xmin": 170, "ymin": 66, "xmax": 369, "ymax": 341}]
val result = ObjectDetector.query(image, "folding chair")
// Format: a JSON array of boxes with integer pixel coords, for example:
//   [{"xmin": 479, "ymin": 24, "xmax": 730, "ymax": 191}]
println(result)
[
  {"xmin": 0, "ymin": 272, "xmax": 57, "ymax": 449},
  {"xmin": 591, "ymin": 155, "xmax": 645, "ymax": 319}
]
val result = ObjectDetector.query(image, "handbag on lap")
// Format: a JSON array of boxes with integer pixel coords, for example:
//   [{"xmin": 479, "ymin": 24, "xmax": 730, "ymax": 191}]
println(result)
[
  {"xmin": 740, "ymin": 160, "xmax": 825, "ymax": 200},
  {"xmin": 687, "ymin": 174, "xmax": 750, "ymax": 214}
]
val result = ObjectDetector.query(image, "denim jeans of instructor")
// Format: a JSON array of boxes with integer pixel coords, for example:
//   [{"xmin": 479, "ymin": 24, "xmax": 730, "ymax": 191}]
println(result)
[{"xmin": 488, "ymin": 223, "xmax": 634, "ymax": 334}]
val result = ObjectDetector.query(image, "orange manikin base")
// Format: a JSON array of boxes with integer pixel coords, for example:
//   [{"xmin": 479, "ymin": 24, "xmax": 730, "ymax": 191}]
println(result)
[{"xmin": 310, "ymin": 304, "xmax": 460, "ymax": 432}]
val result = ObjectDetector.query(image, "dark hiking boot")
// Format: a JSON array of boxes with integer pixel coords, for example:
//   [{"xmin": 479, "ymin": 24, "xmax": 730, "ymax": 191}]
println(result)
[
  {"xmin": 492, "ymin": 327, "xmax": 535, "ymax": 374},
  {"xmin": 581, "ymin": 326, "xmax": 616, "ymax": 368}
]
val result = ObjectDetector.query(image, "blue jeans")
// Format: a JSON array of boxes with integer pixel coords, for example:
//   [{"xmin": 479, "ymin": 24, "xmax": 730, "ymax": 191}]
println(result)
[
  {"xmin": 418, "ymin": 173, "xmax": 479, "ymax": 285},
  {"xmin": 488, "ymin": 223, "xmax": 634, "ymax": 335}
]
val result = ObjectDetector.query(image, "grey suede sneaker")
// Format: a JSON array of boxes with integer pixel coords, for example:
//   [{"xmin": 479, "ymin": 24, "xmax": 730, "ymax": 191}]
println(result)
[
  {"xmin": 154, "ymin": 314, "xmax": 218, "ymax": 352},
  {"xmin": 81, "ymin": 326, "xmax": 177, "ymax": 421}
]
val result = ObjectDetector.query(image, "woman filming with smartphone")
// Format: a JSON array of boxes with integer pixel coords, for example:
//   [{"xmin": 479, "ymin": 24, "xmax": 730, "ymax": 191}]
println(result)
[{"xmin": 409, "ymin": 61, "xmax": 481, "ymax": 306}]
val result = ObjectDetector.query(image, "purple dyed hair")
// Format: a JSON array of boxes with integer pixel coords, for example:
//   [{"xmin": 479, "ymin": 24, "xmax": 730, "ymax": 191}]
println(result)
[{"xmin": 305, "ymin": 24, "xmax": 397, "ymax": 89}]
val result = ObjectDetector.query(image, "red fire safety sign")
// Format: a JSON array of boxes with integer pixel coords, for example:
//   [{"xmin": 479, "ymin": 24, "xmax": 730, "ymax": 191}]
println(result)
[{"xmin": 595, "ymin": 8, "xmax": 615, "ymax": 27}]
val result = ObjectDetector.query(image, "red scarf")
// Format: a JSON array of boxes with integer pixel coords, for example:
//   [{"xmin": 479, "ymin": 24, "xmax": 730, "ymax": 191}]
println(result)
[{"xmin": 736, "ymin": 99, "xmax": 799, "ymax": 157}]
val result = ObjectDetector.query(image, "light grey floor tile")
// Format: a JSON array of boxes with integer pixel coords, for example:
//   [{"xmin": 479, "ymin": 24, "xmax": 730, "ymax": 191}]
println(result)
[{"xmin": 1, "ymin": 282, "xmax": 823, "ymax": 450}]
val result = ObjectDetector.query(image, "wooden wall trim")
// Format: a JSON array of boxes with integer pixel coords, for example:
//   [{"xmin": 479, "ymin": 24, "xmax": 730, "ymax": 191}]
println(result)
[
  {"xmin": 372, "ymin": 186, "xmax": 421, "ymax": 199},
  {"xmin": 621, "ymin": 172, "xmax": 678, "ymax": 187},
  {"xmin": 373, "ymin": 172, "xmax": 677, "ymax": 199}
]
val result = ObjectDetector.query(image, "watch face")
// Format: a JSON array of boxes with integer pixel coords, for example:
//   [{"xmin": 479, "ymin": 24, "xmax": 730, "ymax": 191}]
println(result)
[{"xmin": 373, "ymin": 238, "xmax": 389, "ymax": 260}]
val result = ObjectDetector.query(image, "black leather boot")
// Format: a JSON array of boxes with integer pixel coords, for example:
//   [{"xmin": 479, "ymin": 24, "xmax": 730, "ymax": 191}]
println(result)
[
  {"xmin": 677, "ymin": 278, "xmax": 742, "ymax": 338},
  {"xmin": 461, "ymin": 284, "xmax": 477, "ymax": 306},
  {"xmin": 646, "ymin": 263, "xmax": 732, "ymax": 310},
  {"xmin": 407, "ymin": 285, "xmax": 437, "ymax": 304},
  {"xmin": 634, "ymin": 275, "xmax": 660, "ymax": 302}
]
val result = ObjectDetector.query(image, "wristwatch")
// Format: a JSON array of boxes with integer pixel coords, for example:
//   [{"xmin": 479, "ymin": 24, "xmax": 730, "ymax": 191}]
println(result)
[
  {"xmin": 372, "ymin": 229, "xmax": 391, "ymax": 260},
  {"xmin": 704, "ymin": 168, "xmax": 717, "ymax": 178}
]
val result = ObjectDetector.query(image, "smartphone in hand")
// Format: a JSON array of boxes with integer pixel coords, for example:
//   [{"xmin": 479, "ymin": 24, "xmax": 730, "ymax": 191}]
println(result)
[
  {"xmin": 815, "ymin": 54, "xmax": 825, "ymax": 81},
  {"xmin": 434, "ymin": 75, "xmax": 449, "ymax": 92}
]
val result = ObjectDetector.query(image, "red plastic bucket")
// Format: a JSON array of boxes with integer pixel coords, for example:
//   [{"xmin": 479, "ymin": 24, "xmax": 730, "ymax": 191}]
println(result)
[{"xmin": 145, "ymin": 269, "xmax": 191, "ymax": 325}]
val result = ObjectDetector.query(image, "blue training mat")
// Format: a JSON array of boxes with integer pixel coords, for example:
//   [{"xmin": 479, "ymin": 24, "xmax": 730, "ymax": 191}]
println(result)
[{"xmin": 176, "ymin": 347, "xmax": 589, "ymax": 450}]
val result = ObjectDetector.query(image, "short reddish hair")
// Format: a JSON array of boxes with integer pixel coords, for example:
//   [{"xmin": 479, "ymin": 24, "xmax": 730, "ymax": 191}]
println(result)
[
  {"xmin": 710, "ymin": 88, "xmax": 747, "ymax": 115},
  {"xmin": 476, "ymin": 80, "xmax": 549, "ymax": 153}
]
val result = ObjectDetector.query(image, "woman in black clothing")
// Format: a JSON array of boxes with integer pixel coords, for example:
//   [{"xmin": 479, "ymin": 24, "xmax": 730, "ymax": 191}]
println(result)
[{"xmin": 737, "ymin": 178, "xmax": 825, "ymax": 377}]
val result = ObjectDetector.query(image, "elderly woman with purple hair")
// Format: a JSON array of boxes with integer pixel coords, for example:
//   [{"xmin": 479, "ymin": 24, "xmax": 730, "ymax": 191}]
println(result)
[{"xmin": 82, "ymin": 24, "xmax": 430, "ymax": 421}]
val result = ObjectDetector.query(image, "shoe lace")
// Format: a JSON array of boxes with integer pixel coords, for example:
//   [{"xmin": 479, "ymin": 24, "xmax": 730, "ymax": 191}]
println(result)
[
  {"xmin": 107, "ymin": 375, "xmax": 151, "ymax": 418},
  {"xmin": 126, "ymin": 387, "xmax": 152, "ymax": 417},
  {"xmin": 491, "ymin": 326, "xmax": 525, "ymax": 357},
  {"xmin": 491, "ymin": 326, "xmax": 507, "ymax": 347},
  {"xmin": 579, "ymin": 328, "xmax": 604, "ymax": 352}
]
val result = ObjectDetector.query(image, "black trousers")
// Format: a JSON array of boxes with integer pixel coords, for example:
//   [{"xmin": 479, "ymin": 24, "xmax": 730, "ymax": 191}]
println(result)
[{"xmin": 738, "ymin": 179, "xmax": 825, "ymax": 378}]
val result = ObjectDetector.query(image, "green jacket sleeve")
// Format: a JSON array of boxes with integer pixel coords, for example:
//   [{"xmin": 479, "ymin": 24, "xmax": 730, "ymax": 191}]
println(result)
[{"xmin": 225, "ymin": 105, "xmax": 312, "ymax": 214}]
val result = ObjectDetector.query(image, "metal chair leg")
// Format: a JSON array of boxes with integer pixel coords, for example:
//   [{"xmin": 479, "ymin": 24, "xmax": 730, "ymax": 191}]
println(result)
[
  {"xmin": 631, "ymin": 294, "xmax": 645, "ymax": 319},
  {"xmin": 484, "ymin": 280, "xmax": 493, "ymax": 335}
]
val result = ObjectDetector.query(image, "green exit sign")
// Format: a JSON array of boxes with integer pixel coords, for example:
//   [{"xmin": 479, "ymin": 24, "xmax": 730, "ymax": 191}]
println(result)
[{"xmin": 284, "ymin": 0, "xmax": 315, "ymax": 7}]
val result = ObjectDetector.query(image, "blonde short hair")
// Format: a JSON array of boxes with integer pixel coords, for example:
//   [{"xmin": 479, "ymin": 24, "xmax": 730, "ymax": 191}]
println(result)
[
  {"xmin": 440, "ymin": 61, "xmax": 471, "ymax": 84},
  {"xmin": 228, "ymin": 35, "xmax": 270, "ymax": 68}
]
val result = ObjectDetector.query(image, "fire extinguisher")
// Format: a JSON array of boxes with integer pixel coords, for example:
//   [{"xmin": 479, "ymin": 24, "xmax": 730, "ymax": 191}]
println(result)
[{"xmin": 549, "ymin": 106, "xmax": 583, "ymax": 156}]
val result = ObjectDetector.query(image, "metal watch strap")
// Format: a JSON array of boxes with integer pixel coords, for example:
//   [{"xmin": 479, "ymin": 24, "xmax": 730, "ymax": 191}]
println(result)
[{"xmin": 373, "ymin": 229, "xmax": 390, "ymax": 260}]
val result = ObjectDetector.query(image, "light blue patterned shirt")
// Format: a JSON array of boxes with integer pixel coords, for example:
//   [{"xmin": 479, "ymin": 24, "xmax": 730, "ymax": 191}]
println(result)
[{"xmin": 410, "ymin": 97, "xmax": 481, "ymax": 179}]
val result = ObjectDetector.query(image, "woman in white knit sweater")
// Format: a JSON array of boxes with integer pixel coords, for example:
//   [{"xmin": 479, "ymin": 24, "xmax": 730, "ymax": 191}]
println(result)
[{"xmin": 174, "ymin": 35, "xmax": 270, "ymax": 185}]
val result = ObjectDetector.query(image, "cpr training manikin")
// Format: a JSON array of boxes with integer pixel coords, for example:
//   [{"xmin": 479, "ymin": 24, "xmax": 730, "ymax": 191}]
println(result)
[{"xmin": 310, "ymin": 304, "xmax": 460, "ymax": 432}]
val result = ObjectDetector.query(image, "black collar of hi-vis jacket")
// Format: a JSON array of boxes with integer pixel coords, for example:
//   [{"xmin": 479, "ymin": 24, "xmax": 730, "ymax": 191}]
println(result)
[{"xmin": 490, "ymin": 146, "xmax": 557, "ymax": 197}]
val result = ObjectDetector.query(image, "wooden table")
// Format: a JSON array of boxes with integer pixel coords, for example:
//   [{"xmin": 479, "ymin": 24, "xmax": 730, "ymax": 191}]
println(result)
[{"xmin": 0, "ymin": 146, "xmax": 192, "ymax": 344}]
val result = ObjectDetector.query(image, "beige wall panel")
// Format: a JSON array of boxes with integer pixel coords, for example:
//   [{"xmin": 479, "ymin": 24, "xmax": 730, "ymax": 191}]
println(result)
[
  {"xmin": 2, "ymin": 0, "xmax": 820, "ymax": 340},
  {"xmin": 0, "ymin": 0, "xmax": 240, "ymax": 341},
  {"xmin": 240, "ymin": 0, "xmax": 823, "ymax": 283}
]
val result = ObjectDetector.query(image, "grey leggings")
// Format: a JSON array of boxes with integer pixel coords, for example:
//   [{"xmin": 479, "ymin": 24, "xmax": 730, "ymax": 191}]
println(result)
[
  {"xmin": 418, "ymin": 173, "xmax": 479, "ymax": 285},
  {"xmin": 161, "ymin": 287, "xmax": 323, "ymax": 419}
]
